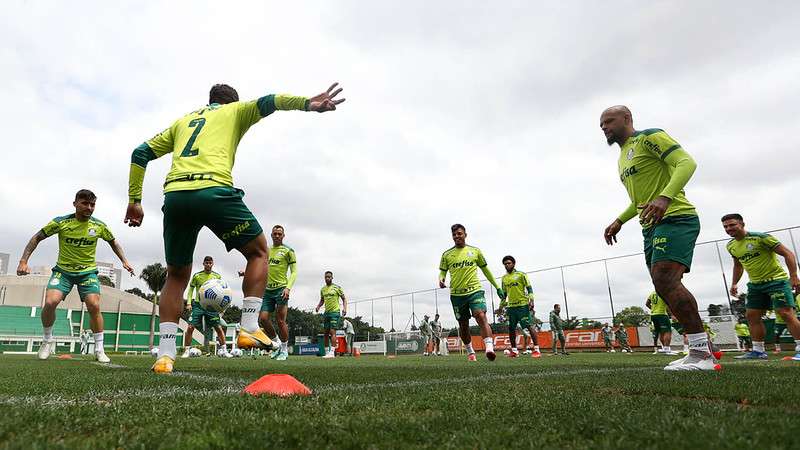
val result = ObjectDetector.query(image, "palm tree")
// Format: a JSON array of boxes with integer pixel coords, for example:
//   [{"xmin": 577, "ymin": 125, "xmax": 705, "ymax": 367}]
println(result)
[{"xmin": 140, "ymin": 263, "xmax": 167, "ymax": 349}]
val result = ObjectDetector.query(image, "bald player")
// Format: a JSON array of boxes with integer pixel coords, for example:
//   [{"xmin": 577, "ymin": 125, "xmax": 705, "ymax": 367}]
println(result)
[{"xmin": 600, "ymin": 106, "xmax": 718, "ymax": 371}]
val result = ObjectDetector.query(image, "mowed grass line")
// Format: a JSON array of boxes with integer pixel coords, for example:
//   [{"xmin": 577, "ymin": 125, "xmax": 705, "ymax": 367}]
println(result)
[{"xmin": 0, "ymin": 353, "xmax": 798, "ymax": 449}]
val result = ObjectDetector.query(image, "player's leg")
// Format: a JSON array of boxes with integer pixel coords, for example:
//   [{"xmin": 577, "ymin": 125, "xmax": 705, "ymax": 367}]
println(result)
[
  {"xmin": 82, "ymin": 293, "xmax": 109, "ymax": 362},
  {"xmin": 527, "ymin": 326, "xmax": 541, "ymax": 357},
  {"xmin": 558, "ymin": 331, "xmax": 567, "ymax": 354},
  {"xmin": 182, "ymin": 325, "xmax": 196, "ymax": 358},
  {"xmin": 213, "ymin": 325, "xmax": 228, "ymax": 355},
  {"xmin": 38, "ymin": 284, "xmax": 67, "ymax": 360},
  {"xmin": 776, "ymin": 310, "xmax": 800, "ymax": 360},
  {"xmin": 508, "ymin": 312, "xmax": 519, "ymax": 357},
  {"xmin": 259, "ymin": 289, "xmax": 280, "ymax": 355},
  {"xmin": 736, "ymin": 307, "xmax": 768, "ymax": 359},
  {"xmin": 469, "ymin": 292, "xmax": 495, "ymax": 360},
  {"xmin": 234, "ymin": 234, "xmax": 271, "ymax": 349},
  {"xmin": 275, "ymin": 304, "xmax": 289, "ymax": 358},
  {"xmin": 155, "ymin": 264, "xmax": 192, "ymax": 364}
]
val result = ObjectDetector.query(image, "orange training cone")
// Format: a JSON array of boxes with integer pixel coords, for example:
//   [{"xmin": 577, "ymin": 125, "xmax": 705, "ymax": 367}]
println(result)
[
  {"xmin": 58, "ymin": 354, "xmax": 73, "ymax": 360},
  {"xmin": 242, "ymin": 374, "xmax": 312, "ymax": 397},
  {"xmin": 353, "ymin": 348, "xmax": 361, "ymax": 358}
]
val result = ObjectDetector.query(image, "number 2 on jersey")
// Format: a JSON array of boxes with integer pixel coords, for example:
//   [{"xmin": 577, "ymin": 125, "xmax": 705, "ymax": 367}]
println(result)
[{"xmin": 180, "ymin": 118, "xmax": 206, "ymax": 157}]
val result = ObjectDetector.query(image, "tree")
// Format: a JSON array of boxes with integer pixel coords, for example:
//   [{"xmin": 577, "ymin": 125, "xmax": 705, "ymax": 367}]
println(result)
[
  {"xmin": 98, "ymin": 275, "xmax": 114, "ymax": 288},
  {"xmin": 139, "ymin": 263, "xmax": 167, "ymax": 349},
  {"xmin": 125, "ymin": 287, "xmax": 150, "ymax": 300},
  {"xmin": 578, "ymin": 318, "xmax": 603, "ymax": 329},
  {"xmin": 614, "ymin": 306, "xmax": 650, "ymax": 326},
  {"xmin": 731, "ymin": 294, "xmax": 747, "ymax": 320},
  {"xmin": 563, "ymin": 316, "xmax": 581, "ymax": 330}
]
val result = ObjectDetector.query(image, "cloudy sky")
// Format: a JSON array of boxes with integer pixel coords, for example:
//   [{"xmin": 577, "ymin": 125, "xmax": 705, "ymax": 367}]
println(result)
[{"xmin": 2, "ymin": 2, "xmax": 799, "ymax": 331}]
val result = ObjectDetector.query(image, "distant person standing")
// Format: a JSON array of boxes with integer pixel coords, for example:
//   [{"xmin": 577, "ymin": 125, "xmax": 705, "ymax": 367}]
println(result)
[
  {"xmin": 315, "ymin": 271, "xmax": 346, "ymax": 359},
  {"xmin": 646, "ymin": 291, "xmax": 678, "ymax": 355},
  {"xmin": 549, "ymin": 304, "xmax": 567, "ymax": 355},
  {"xmin": 419, "ymin": 315, "xmax": 433, "ymax": 356},
  {"xmin": 342, "ymin": 318, "xmax": 355, "ymax": 355},
  {"xmin": 734, "ymin": 319, "xmax": 752, "ymax": 352},
  {"xmin": 431, "ymin": 313, "xmax": 443, "ymax": 356},
  {"xmin": 615, "ymin": 325, "xmax": 632, "ymax": 352},
  {"xmin": 602, "ymin": 323, "xmax": 614, "ymax": 352}
]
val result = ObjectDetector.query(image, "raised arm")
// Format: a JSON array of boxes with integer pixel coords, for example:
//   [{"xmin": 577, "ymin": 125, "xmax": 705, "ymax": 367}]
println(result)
[{"xmin": 17, "ymin": 231, "xmax": 47, "ymax": 275}]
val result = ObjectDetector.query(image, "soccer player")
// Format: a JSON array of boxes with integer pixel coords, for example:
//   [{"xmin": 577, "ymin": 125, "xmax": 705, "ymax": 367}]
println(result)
[
  {"xmin": 315, "ymin": 271, "xmax": 346, "ymax": 359},
  {"xmin": 17, "ymin": 189, "xmax": 134, "ymax": 363},
  {"xmin": 646, "ymin": 291, "xmax": 678, "ymax": 355},
  {"xmin": 261, "ymin": 225, "xmax": 297, "ymax": 361},
  {"xmin": 733, "ymin": 319, "xmax": 752, "ymax": 353},
  {"xmin": 549, "ymin": 304, "xmax": 568, "ymax": 355},
  {"xmin": 600, "ymin": 106, "xmax": 716, "ymax": 371},
  {"xmin": 615, "ymin": 325, "xmax": 632, "ymax": 352},
  {"xmin": 438, "ymin": 224, "xmax": 505, "ymax": 362},
  {"xmin": 342, "ymin": 317, "xmax": 355, "ymax": 355},
  {"xmin": 431, "ymin": 313, "xmax": 443, "ymax": 356},
  {"xmin": 500, "ymin": 255, "xmax": 541, "ymax": 358},
  {"xmin": 182, "ymin": 256, "xmax": 228, "ymax": 358},
  {"xmin": 601, "ymin": 323, "xmax": 614, "ymax": 352},
  {"xmin": 419, "ymin": 314, "xmax": 433, "ymax": 356},
  {"xmin": 722, "ymin": 214, "xmax": 800, "ymax": 360},
  {"xmin": 125, "ymin": 82, "xmax": 344, "ymax": 373},
  {"xmin": 772, "ymin": 307, "xmax": 800, "ymax": 353}
]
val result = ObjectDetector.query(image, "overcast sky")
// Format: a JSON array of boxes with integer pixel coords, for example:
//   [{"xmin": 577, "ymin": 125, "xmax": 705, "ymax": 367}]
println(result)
[{"xmin": 2, "ymin": 2, "xmax": 799, "ymax": 331}]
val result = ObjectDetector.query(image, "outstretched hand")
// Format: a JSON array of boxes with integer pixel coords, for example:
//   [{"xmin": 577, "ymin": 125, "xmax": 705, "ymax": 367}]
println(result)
[
  {"xmin": 125, "ymin": 203, "xmax": 144, "ymax": 227},
  {"xmin": 604, "ymin": 219, "xmax": 622, "ymax": 245},
  {"xmin": 308, "ymin": 83, "xmax": 345, "ymax": 112}
]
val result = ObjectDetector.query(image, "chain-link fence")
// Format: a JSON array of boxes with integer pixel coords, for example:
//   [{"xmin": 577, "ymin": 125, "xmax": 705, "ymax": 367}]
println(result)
[{"xmin": 347, "ymin": 226, "xmax": 800, "ymax": 334}]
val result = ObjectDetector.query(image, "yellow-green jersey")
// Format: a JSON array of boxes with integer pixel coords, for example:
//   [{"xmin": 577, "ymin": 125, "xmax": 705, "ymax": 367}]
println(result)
[
  {"xmin": 501, "ymin": 270, "xmax": 533, "ymax": 308},
  {"xmin": 321, "ymin": 284, "xmax": 345, "ymax": 313},
  {"xmin": 41, "ymin": 215, "xmax": 115, "ymax": 274},
  {"xmin": 726, "ymin": 232, "xmax": 788, "ymax": 283},
  {"xmin": 734, "ymin": 323, "xmax": 750, "ymax": 337},
  {"xmin": 267, "ymin": 245, "xmax": 297, "ymax": 290},
  {"xmin": 647, "ymin": 291, "xmax": 669, "ymax": 316},
  {"xmin": 617, "ymin": 129, "xmax": 697, "ymax": 227},
  {"xmin": 439, "ymin": 245, "xmax": 495, "ymax": 296},
  {"xmin": 129, "ymin": 94, "xmax": 309, "ymax": 202},
  {"xmin": 186, "ymin": 270, "xmax": 222, "ymax": 305}
]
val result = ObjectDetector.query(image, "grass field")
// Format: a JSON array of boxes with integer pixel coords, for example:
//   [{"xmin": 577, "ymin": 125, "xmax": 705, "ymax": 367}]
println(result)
[{"xmin": 1, "ymin": 351, "xmax": 799, "ymax": 449}]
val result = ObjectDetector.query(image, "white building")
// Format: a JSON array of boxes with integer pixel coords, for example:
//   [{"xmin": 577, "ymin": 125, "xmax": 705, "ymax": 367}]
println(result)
[
  {"xmin": 97, "ymin": 261, "xmax": 123, "ymax": 290},
  {"xmin": 0, "ymin": 253, "xmax": 9, "ymax": 276}
]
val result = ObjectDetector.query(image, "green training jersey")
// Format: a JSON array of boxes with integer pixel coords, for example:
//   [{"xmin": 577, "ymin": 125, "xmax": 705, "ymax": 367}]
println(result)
[
  {"xmin": 187, "ymin": 270, "xmax": 222, "ymax": 304},
  {"xmin": 617, "ymin": 129, "xmax": 697, "ymax": 227},
  {"xmin": 439, "ymin": 245, "xmax": 489, "ymax": 296},
  {"xmin": 41, "ymin": 215, "xmax": 115, "ymax": 274},
  {"xmin": 602, "ymin": 326, "xmax": 613, "ymax": 339},
  {"xmin": 726, "ymin": 232, "xmax": 788, "ymax": 283},
  {"xmin": 129, "ymin": 94, "xmax": 309, "ymax": 201},
  {"xmin": 648, "ymin": 291, "xmax": 669, "ymax": 316},
  {"xmin": 267, "ymin": 244, "xmax": 297, "ymax": 290},
  {"xmin": 321, "ymin": 284, "xmax": 344, "ymax": 313},
  {"xmin": 615, "ymin": 327, "xmax": 628, "ymax": 340},
  {"xmin": 734, "ymin": 323, "xmax": 750, "ymax": 337},
  {"xmin": 549, "ymin": 310, "xmax": 563, "ymax": 331},
  {"xmin": 501, "ymin": 270, "xmax": 532, "ymax": 308}
]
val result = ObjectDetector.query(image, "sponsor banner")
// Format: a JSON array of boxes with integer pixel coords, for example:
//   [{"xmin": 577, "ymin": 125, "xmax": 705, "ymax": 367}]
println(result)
[
  {"xmin": 355, "ymin": 340, "xmax": 387, "ymax": 354},
  {"xmin": 294, "ymin": 335, "xmax": 310, "ymax": 345},
  {"xmin": 445, "ymin": 327, "xmax": 641, "ymax": 351},
  {"xmin": 387, "ymin": 339, "xmax": 424, "ymax": 353},
  {"xmin": 295, "ymin": 344, "xmax": 321, "ymax": 355}
]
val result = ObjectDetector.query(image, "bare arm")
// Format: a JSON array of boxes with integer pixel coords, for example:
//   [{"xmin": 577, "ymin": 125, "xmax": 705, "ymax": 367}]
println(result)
[
  {"xmin": 730, "ymin": 258, "xmax": 744, "ymax": 296},
  {"xmin": 774, "ymin": 244, "xmax": 799, "ymax": 290},
  {"xmin": 315, "ymin": 295, "xmax": 324, "ymax": 312},
  {"xmin": 17, "ymin": 231, "xmax": 47, "ymax": 275},
  {"xmin": 341, "ymin": 293, "xmax": 347, "ymax": 316},
  {"xmin": 108, "ymin": 239, "xmax": 135, "ymax": 276}
]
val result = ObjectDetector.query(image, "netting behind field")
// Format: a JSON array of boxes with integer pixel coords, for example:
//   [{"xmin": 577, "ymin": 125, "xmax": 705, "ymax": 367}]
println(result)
[{"xmin": 348, "ymin": 226, "xmax": 800, "ymax": 333}]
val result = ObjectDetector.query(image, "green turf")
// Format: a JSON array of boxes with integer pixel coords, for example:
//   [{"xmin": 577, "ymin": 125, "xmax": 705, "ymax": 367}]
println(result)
[{"xmin": 0, "ymin": 351, "xmax": 799, "ymax": 449}]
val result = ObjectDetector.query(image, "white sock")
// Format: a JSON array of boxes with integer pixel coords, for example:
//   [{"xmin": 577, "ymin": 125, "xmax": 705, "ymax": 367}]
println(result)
[
  {"xmin": 687, "ymin": 332, "xmax": 710, "ymax": 354},
  {"xmin": 43, "ymin": 326, "xmax": 53, "ymax": 341},
  {"xmin": 484, "ymin": 337, "xmax": 494, "ymax": 353},
  {"xmin": 281, "ymin": 342, "xmax": 288, "ymax": 352},
  {"xmin": 683, "ymin": 344, "xmax": 689, "ymax": 352},
  {"xmin": 661, "ymin": 344, "xmax": 669, "ymax": 351},
  {"xmin": 273, "ymin": 335, "xmax": 282, "ymax": 346},
  {"xmin": 752, "ymin": 341, "xmax": 765, "ymax": 353},
  {"xmin": 466, "ymin": 343, "xmax": 475, "ymax": 354},
  {"xmin": 241, "ymin": 297, "xmax": 261, "ymax": 331},
  {"xmin": 534, "ymin": 345, "xmax": 540, "ymax": 351},
  {"xmin": 511, "ymin": 346, "xmax": 517, "ymax": 352},
  {"xmin": 795, "ymin": 340, "xmax": 800, "ymax": 353},
  {"xmin": 94, "ymin": 332, "xmax": 104, "ymax": 352},
  {"xmin": 158, "ymin": 322, "xmax": 178, "ymax": 359}
]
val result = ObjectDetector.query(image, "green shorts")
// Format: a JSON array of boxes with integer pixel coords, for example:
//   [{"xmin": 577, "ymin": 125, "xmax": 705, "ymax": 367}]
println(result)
[
  {"xmin": 651, "ymin": 314, "xmax": 672, "ymax": 334},
  {"xmin": 47, "ymin": 269, "xmax": 100, "ymax": 300},
  {"xmin": 189, "ymin": 301, "xmax": 221, "ymax": 328},
  {"xmin": 261, "ymin": 287, "xmax": 288, "ymax": 313},
  {"xmin": 323, "ymin": 312, "xmax": 341, "ymax": 330},
  {"xmin": 162, "ymin": 187, "xmax": 263, "ymax": 266},
  {"xmin": 642, "ymin": 215, "xmax": 700, "ymax": 272},
  {"xmin": 507, "ymin": 306, "xmax": 532, "ymax": 330},
  {"xmin": 671, "ymin": 320, "xmax": 684, "ymax": 335},
  {"xmin": 746, "ymin": 279, "xmax": 796, "ymax": 310},
  {"xmin": 450, "ymin": 291, "xmax": 487, "ymax": 321}
]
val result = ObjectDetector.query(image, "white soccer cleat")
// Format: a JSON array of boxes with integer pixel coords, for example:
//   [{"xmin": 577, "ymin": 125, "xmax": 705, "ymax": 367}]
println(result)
[
  {"xmin": 322, "ymin": 352, "xmax": 335, "ymax": 359},
  {"xmin": 181, "ymin": 348, "xmax": 192, "ymax": 359},
  {"xmin": 216, "ymin": 347, "xmax": 230, "ymax": 358},
  {"xmin": 37, "ymin": 340, "xmax": 54, "ymax": 360},
  {"xmin": 664, "ymin": 352, "xmax": 721, "ymax": 371},
  {"xmin": 95, "ymin": 352, "xmax": 111, "ymax": 363},
  {"xmin": 610, "ymin": 349, "xmax": 616, "ymax": 353}
]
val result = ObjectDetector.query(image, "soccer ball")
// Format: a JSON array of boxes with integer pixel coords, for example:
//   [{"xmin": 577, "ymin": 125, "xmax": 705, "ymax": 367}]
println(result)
[
  {"xmin": 503, "ymin": 349, "xmax": 511, "ymax": 355},
  {"xmin": 230, "ymin": 348, "xmax": 243, "ymax": 357},
  {"xmin": 150, "ymin": 347, "xmax": 159, "ymax": 357},
  {"xmin": 188, "ymin": 348, "xmax": 202, "ymax": 357},
  {"xmin": 199, "ymin": 278, "xmax": 233, "ymax": 313}
]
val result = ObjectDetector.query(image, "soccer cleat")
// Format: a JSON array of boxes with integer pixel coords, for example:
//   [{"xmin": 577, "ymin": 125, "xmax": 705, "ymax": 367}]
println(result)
[
  {"xmin": 236, "ymin": 328, "xmax": 274, "ymax": 350},
  {"xmin": 734, "ymin": 351, "xmax": 768, "ymax": 360},
  {"xmin": 181, "ymin": 348, "xmax": 192, "ymax": 359},
  {"xmin": 561, "ymin": 351, "xmax": 570, "ymax": 356},
  {"xmin": 322, "ymin": 351, "xmax": 334, "ymax": 359},
  {"xmin": 664, "ymin": 352, "xmax": 721, "ymax": 371},
  {"xmin": 523, "ymin": 349, "xmax": 532, "ymax": 355},
  {"xmin": 275, "ymin": 351, "xmax": 288, "ymax": 361},
  {"xmin": 486, "ymin": 350, "xmax": 496, "ymax": 361},
  {"xmin": 270, "ymin": 349, "xmax": 281, "ymax": 359},
  {"xmin": 712, "ymin": 351, "xmax": 723, "ymax": 360},
  {"xmin": 507, "ymin": 349, "xmax": 519, "ymax": 358},
  {"xmin": 773, "ymin": 348, "xmax": 782, "ymax": 354},
  {"xmin": 467, "ymin": 353, "xmax": 477, "ymax": 362},
  {"xmin": 531, "ymin": 351, "xmax": 542, "ymax": 358},
  {"xmin": 151, "ymin": 355, "xmax": 174, "ymax": 374},
  {"xmin": 663, "ymin": 350, "xmax": 681, "ymax": 356},
  {"xmin": 95, "ymin": 352, "xmax": 111, "ymax": 363},
  {"xmin": 37, "ymin": 340, "xmax": 54, "ymax": 360}
]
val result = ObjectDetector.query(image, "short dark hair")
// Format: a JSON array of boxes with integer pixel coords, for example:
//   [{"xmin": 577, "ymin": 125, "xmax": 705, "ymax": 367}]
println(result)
[
  {"xmin": 554, "ymin": 303, "xmax": 560, "ymax": 308},
  {"xmin": 502, "ymin": 255, "xmax": 515, "ymax": 264},
  {"xmin": 75, "ymin": 189, "xmax": 96, "ymax": 202},
  {"xmin": 203, "ymin": 256, "xmax": 213, "ymax": 262},
  {"xmin": 721, "ymin": 213, "xmax": 744, "ymax": 222},
  {"xmin": 209, "ymin": 84, "xmax": 239, "ymax": 105},
  {"xmin": 325, "ymin": 271, "xmax": 333, "ymax": 276},
  {"xmin": 272, "ymin": 225, "xmax": 284, "ymax": 231},
  {"xmin": 451, "ymin": 223, "xmax": 465, "ymax": 233}
]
